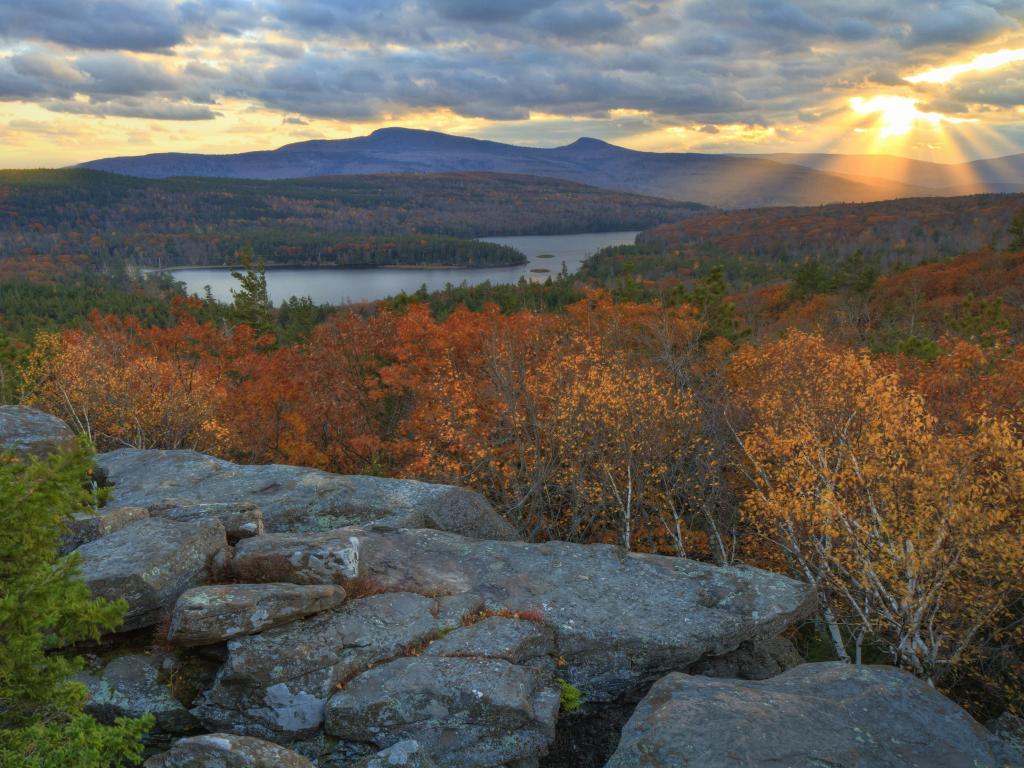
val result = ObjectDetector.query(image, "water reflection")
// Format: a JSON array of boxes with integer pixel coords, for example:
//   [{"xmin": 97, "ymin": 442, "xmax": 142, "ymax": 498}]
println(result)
[{"xmin": 168, "ymin": 231, "xmax": 639, "ymax": 306}]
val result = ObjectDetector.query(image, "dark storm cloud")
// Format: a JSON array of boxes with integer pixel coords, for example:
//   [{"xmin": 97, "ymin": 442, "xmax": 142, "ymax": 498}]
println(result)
[{"xmin": 3, "ymin": 0, "xmax": 1024, "ymax": 129}]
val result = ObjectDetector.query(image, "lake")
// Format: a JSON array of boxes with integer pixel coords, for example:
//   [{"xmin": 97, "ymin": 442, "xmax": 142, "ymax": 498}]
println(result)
[{"xmin": 168, "ymin": 231, "xmax": 639, "ymax": 306}]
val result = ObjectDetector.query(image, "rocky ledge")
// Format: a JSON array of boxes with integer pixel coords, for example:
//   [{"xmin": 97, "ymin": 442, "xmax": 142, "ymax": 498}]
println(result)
[{"xmin": 2, "ymin": 409, "xmax": 1021, "ymax": 767}]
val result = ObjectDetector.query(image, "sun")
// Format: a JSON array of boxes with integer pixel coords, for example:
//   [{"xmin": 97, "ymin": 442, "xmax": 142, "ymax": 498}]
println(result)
[{"xmin": 849, "ymin": 96, "xmax": 937, "ymax": 138}]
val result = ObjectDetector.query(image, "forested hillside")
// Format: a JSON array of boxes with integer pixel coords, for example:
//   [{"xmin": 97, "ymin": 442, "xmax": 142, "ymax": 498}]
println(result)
[
  {"xmin": 0, "ymin": 169, "xmax": 704, "ymax": 275},
  {"xmin": 579, "ymin": 193, "xmax": 1022, "ymax": 287}
]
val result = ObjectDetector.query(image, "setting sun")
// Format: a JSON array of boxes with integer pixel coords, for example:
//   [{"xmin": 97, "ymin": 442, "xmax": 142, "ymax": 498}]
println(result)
[{"xmin": 847, "ymin": 95, "xmax": 973, "ymax": 147}]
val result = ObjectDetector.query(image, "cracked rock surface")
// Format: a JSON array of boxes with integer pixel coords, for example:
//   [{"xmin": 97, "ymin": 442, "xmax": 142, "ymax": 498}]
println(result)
[{"xmin": 97, "ymin": 448, "xmax": 518, "ymax": 540}]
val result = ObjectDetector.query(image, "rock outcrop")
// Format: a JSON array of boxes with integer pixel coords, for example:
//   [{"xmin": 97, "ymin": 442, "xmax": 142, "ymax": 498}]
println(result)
[
  {"xmin": 191, "ymin": 591, "xmax": 477, "ymax": 741},
  {"xmin": 604, "ymin": 662, "xmax": 1006, "ymax": 768},
  {"xmin": 0, "ymin": 404, "xmax": 76, "ymax": 459},
  {"xmin": 230, "ymin": 526, "xmax": 816, "ymax": 703},
  {"xmin": 0, "ymin": 410, "xmax": 982, "ymax": 768},
  {"xmin": 75, "ymin": 516, "xmax": 228, "ymax": 631},
  {"xmin": 97, "ymin": 448, "xmax": 518, "ymax": 540},
  {"xmin": 167, "ymin": 583, "xmax": 347, "ymax": 646}
]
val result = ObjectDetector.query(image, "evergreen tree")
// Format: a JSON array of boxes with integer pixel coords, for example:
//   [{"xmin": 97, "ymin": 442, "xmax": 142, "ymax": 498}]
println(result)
[
  {"xmin": 0, "ymin": 333, "xmax": 22, "ymax": 405},
  {"xmin": 0, "ymin": 440, "xmax": 152, "ymax": 767},
  {"xmin": 669, "ymin": 265, "xmax": 743, "ymax": 343},
  {"xmin": 230, "ymin": 246, "xmax": 275, "ymax": 337},
  {"xmin": 1009, "ymin": 208, "xmax": 1024, "ymax": 251}
]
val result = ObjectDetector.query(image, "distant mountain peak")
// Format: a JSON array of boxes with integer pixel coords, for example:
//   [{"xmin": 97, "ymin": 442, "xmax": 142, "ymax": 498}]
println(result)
[
  {"xmin": 563, "ymin": 136, "xmax": 614, "ymax": 149},
  {"xmin": 76, "ymin": 127, "xmax": 1024, "ymax": 208},
  {"xmin": 369, "ymin": 126, "xmax": 446, "ymax": 138}
]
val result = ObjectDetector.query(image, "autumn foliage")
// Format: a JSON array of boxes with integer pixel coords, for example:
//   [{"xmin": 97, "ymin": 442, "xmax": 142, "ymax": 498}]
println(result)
[
  {"xmin": 731, "ymin": 332, "xmax": 1023, "ymax": 699},
  {"xmin": 18, "ymin": 249, "xmax": 1024, "ymax": 716}
]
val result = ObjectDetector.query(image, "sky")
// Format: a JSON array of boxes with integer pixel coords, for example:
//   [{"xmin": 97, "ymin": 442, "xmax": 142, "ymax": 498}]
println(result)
[{"xmin": 2, "ymin": 0, "xmax": 1024, "ymax": 168}]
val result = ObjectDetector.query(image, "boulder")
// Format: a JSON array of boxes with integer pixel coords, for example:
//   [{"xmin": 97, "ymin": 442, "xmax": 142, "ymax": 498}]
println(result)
[
  {"xmin": 59, "ymin": 506, "xmax": 149, "ymax": 555},
  {"xmin": 168, "ymin": 583, "xmax": 347, "ymax": 646},
  {"xmin": 75, "ymin": 517, "xmax": 228, "ymax": 631},
  {"xmin": 97, "ymin": 448, "xmax": 517, "ymax": 539},
  {"xmin": 0, "ymin": 405, "xmax": 75, "ymax": 459},
  {"xmin": 144, "ymin": 733, "xmax": 312, "ymax": 768},
  {"xmin": 324, "ymin": 656, "xmax": 560, "ymax": 768},
  {"xmin": 78, "ymin": 654, "xmax": 196, "ymax": 734},
  {"xmin": 232, "ymin": 526, "xmax": 814, "ymax": 702},
  {"xmin": 191, "ymin": 591, "xmax": 479, "ymax": 741},
  {"xmin": 150, "ymin": 500, "xmax": 265, "ymax": 542},
  {"xmin": 604, "ymin": 662, "xmax": 1005, "ymax": 768}
]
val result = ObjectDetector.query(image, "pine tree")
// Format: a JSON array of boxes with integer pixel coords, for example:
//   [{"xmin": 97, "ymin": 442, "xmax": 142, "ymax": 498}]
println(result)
[
  {"xmin": 230, "ymin": 245, "xmax": 275, "ymax": 337},
  {"xmin": 1009, "ymin": 208, "xmax": 1024, "ymax": 251},
  {"xmin": 0, "ymin": 440, "xmax": 152, "ymax": 767}
]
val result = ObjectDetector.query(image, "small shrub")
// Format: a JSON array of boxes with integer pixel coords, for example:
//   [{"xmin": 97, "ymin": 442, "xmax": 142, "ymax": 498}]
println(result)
[{"xmin": 557, "ymin": 679, "xmax": 583, "ymax": 713}]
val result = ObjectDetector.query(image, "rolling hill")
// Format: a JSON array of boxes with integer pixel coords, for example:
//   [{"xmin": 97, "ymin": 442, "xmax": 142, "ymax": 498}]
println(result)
[
  {"xmin": 578, "ymin": 193, "xmax": 1024, "ymax": 288},
  {"xmin": 79, "ymin": 127, "xmax": 925, "ymax": 209},
  {"xmin": 0, "ymin": 168, "xmax": 707, "ymax": 273}
]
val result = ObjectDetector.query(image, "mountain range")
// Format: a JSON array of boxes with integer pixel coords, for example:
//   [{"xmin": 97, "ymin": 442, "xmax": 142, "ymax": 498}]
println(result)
[{"xmin": 79, "ymin": 127, "xmax": 1024, "ymax": 209}]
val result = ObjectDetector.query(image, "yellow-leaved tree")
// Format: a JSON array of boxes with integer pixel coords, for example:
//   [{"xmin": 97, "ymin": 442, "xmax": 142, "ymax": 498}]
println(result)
[{"xmin": 730, "ymin": 331, "xmax": 1024, "ymax": 690}]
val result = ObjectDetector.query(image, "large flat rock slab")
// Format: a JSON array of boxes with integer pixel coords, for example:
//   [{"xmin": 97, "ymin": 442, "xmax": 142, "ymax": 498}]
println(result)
[
  {"xmin": 75, "ymin": 517, "xmax": 227, "ymax": 631},
  {"xmin": 232, "ymin": 526, "xmax": 815, "ymax": 703},
  {"xmin": 0, "ymin": 405, "xmax": 75, "ymax": 460},
  {"xmin": 604, "ymin": 662, "xmax": 1005, "ymax": 768},
  {"xmin": 191, "ymin": 591, "xmax": 481, "ymax": 742},
  {"xmin": 97, "ymin": 448, "xmax": 517, "ymax": 539}
]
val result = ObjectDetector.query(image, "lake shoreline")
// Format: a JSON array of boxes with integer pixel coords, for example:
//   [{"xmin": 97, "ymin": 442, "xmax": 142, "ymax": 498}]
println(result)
[
  {"xmin": 166, "ymin": 231, "xmax": 640, "ymax": 305},
  {"xmin": 143, "ymin": 260, "xmax": 528, "ymax": 274}
]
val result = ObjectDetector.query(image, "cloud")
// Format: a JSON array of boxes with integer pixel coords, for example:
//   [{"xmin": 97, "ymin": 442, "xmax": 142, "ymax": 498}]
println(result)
[
  {"xmin": 906, "ymin": 2, "xmax": 1018, "ymax": 47},
  {"xmin": 0, "ymin": 0, "xmax": 1023, "ymax": 153},
  {"xmin": 527, "ymin": 3, "xmax": 628, "ymax": 39},
  {"xmin": 430, "ymin": 0, "xmax": 558, "ymax": 22},
  {"xmin": 0, "ymin": 0, "xmax": 183, "ymax": 51},
  {"xmin": 44, "ymin": 97, "xmax": 218, "ymax": 120}
]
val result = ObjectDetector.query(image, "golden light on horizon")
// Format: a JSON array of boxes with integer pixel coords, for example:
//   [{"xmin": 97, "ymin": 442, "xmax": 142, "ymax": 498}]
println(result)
[
  {"xmin": 848, "ymin": 95, "xmax": 972, "ymax": 140},
  {"xmin": 905, "ymin": 47, "xmax": 1024, "ymax": 84}
]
